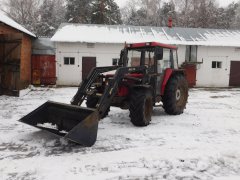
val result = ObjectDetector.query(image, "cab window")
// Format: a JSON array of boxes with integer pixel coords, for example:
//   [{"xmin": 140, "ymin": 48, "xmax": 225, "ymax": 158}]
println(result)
[
  {"xmin": 128, "ymin": 50, "xmax": 141, "ymax": 67},
  {"xmin": 162, "ymin": 49, "xmax": 171, "ymax": 69}
]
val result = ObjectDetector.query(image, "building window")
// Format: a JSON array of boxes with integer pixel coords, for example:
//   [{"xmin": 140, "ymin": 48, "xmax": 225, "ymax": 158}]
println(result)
[
  {"xmin": 112, "ymin": 58, "xmax": 119, "ymax": 66},
  {"xmin": 186, "ymin": 45, "xmax": 197, "ymax": 62},
  {"xmin": 212, "ymin": 61, "xmax": 222, "ymax": 69},
  {"xmin": 64, "ymin": 57, "xmax": 75, "ymax": 65}
]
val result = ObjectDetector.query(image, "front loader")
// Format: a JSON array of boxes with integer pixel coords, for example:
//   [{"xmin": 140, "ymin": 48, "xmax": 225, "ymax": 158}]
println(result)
[{"xmin": 19, "ymin": 42, "xmax": 189, "ymax": 146}]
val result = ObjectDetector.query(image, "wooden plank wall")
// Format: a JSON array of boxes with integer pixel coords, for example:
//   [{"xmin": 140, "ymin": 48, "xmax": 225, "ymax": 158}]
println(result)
[{"xmin": 0, "ymin": 23, "xmax": 33, "ymax": 95}]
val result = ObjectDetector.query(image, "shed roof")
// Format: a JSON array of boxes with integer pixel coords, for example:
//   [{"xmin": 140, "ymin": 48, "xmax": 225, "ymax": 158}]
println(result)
[
  {"xmin": 51, "ymin": 23, "xmax": 240, "ymax": 47},
  {"xmin": 0, "ymin": 11, "xmax": 36, "ymax": 37},
  {"xmin": 32, "ymin": 38, "xmax": 55, "ymax": 55}
]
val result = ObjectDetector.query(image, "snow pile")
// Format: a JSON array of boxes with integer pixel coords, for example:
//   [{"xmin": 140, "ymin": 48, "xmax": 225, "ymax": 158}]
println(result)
[
  {"xmin": 37, "ymin": 123, "xmax": 58, "ymax": 130},
  {"xmin": 0, "ymin": 88, "xmax": 240, "ymax": 179}
]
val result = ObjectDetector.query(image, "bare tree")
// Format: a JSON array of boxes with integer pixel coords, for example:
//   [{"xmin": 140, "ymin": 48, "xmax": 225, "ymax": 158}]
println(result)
[{"xmin": 3, "ymin": 0, "xmax": 41, "ymax": 33}]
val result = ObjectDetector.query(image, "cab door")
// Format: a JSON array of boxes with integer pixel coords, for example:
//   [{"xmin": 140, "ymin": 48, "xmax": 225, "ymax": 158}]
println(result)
[{"xmin": 156, "ymin": 48, "xmax": 171, "ymax": 96}]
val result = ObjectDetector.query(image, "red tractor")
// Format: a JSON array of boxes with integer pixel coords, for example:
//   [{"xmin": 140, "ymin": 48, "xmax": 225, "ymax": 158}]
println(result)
[{"xmin": 20, "ymin": 42, "xmax": 189, "ymax": 146}]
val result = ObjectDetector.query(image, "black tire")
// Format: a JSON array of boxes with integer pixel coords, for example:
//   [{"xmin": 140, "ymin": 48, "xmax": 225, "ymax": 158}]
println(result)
[
  {"xmin": 86, "ymin": 96, "xmax": 99, "ymax": 108},
  {"xmin": 162, "ymin": 75, "xmax": 188, "ymax": 115},
  {"xmin": 129, "ymin": 89, "xmax": 153, "ymax": 127},
  {"xmin": 86, "ymin": 96, "xmax": 110, "ymax": 118}
]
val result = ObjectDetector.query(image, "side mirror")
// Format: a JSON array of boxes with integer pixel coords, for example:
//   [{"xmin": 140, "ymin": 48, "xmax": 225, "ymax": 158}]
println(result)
[
  {"xmin": 118, "ymin": 50, "xmax": 124, "ymax": 66},
  {"xmin": 118, "ymin": 58, "xmax": 123, "ymax": 66},
  {"xmin": 118, "ymin": 49, "xmax": 127, "ymax": 66},
  {"xmin": 155, "ymin": 47, "xmax": 163, "ymax": 60}
]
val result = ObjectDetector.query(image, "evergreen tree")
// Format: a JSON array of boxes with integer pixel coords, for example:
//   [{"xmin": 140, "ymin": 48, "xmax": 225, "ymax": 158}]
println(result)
[
  {"xmin": 226, "ymin": 2, "xmax": 239, "ymax": 28},
  {"xmin": 65, "ymin": 0, "xmax": 92, "ymax": 23},
  {"xmin": 122, "ymin": 0, "xmax": 177, "ymax": 27},
  {"xmin": 127, "ymin": 8, "xmax": 148, "ymax": 26},
  {"xmin": 159, "ymin": 1, "xmax": 177, "ymax": 27},
  {"xmin": 36, "ymin": 0, "xmax": 55, "ymax": 36},
  {"xmin": 91, "ymin": 0, "xmax": 122, "ymax": 24},
  {"xmin": 36, "ymin": 0, "xmax": 65, "ymax": 37}
]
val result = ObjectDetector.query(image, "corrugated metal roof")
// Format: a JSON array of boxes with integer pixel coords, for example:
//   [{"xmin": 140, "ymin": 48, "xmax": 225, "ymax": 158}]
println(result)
[
  {"xmin": 0, "ymin": 11, "xmax": 36, "ymax": 37},
  {"xmin": 32, "ymin": 38, "xmax": 55, "ymax": 55},
  {"xmin": 51, "ymin": 23, "xmax": 240, "ymax": 47}
]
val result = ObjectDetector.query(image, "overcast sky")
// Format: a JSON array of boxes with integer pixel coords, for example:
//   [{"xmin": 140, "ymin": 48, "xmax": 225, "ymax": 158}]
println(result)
[{"xmin": 115, "ymin": 0, "xmax": 239, "ymax": 8}]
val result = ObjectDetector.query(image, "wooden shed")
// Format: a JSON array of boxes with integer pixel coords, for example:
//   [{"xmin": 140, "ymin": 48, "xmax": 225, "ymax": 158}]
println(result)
[{"xmin": 0, "ymin": 12, "xmax": 36, "ymax": 96}]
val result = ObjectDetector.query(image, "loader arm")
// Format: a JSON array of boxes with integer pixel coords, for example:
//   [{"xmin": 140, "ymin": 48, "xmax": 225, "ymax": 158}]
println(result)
[
  {"xmin": 71, "ymin": 66, "xmax": 119, "ymax": 106},
  {"xmin": 97, "ymin": 66, "xmax": 147, "ymax": 118}
]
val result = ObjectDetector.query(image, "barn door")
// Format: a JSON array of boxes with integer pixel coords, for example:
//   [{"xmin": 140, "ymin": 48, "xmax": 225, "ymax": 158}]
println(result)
[
  {"xmin": 82, "ymin": 57, "xmax": 96, "ymax": 80},
  {"xmin": 229, "ymin": 61, "xmax": 240, "ymax": 86}
]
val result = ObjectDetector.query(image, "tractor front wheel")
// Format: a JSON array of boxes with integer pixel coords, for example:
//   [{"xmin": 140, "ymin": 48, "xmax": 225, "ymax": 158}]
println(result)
[
  {"xmin": 162, "ymin": 75, "xmax": 188, "ymax": 115},
  {"xmin": 129, "ymin": 89, "xmax": 153, "ymax": 126}
]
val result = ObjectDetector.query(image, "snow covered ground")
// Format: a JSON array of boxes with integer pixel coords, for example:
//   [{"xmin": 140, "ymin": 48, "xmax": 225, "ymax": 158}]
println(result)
[{"xmin": 0, "ymin": 87, "xmax": 240, "ymax": 180}]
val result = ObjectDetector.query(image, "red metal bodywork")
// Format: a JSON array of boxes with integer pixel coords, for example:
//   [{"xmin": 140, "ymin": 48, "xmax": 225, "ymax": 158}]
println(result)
[
  {"xmin": 115, "ymin": 71, "xmax": 174, "ymax": 97},
  {"xmin": 118, "ymin": 86, "xmax": 129, "ymax": 96},
  {"xmin": 161, "ymin": 68, "xmax": 173, "ymax": 95},
  {"xmin": 106, "ymin": 73, "xmax": 144, "ymax": 97},
  {"xmin": 126, "ymin": 42, "xmax": 178, "ymax": 50},
  {"xmin": 181, "ymin": 64, "xmax": 196, "ymax": 88},
  {"xmin": 32, "ymin": 55, "xmax": 56, "ymax": 85}
]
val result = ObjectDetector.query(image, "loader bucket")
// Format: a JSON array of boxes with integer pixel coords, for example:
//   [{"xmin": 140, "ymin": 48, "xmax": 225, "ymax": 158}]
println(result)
[{"xmin": 19, "ymin": 101, "xmax": 99, "ymax": 147}]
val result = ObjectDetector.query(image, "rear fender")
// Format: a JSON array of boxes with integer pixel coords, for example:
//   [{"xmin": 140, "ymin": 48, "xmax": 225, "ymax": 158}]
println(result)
[
  {"xmin": 161, "ymin": 69, "xmax": 186, "ymax": 95},
  {"xmin": 161, "ymin": 68, "xmax": 173, "ymax": 95}
]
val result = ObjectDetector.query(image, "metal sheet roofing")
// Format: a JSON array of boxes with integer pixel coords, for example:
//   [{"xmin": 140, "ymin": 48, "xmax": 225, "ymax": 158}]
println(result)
[
  {"xmin": 0, "ymin": 11, "xmax": 36, "ymax": 37},
  {"xmin": 51, "ymin": 23, "xmax": 240, "ymax": 47},
  {"xmin": 32, "ymin": 38, "xmax": 55, "ymax": 55}
]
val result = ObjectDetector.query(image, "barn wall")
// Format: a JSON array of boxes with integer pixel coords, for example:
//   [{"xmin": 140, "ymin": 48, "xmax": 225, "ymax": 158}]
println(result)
[
  {"xmin": 20, "ymin": 34, "xmax": 32, "ymax": 89},
  {"xmin": 0, "ymin": 23, "xmax": 33, "ymax": 94},
  {"xmin": 56, "ymin": 42, "xmax": 123, "ymax": 85},
  {"xmin": 0, "ymin": 23, "xmax": 20, "ymax": 34}
]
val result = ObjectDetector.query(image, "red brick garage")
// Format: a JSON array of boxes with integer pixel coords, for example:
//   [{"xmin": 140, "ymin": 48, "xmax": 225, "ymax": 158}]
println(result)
[{"xmin": 0, "ymin": 12, "xmax": 36, "ymax": 96}]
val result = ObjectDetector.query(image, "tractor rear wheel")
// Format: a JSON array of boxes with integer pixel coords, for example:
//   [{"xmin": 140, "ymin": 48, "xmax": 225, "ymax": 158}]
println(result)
[
  {"xmin": 162, "ymin": 75, "xmax": 188, "ymax": 115},
  {"xmin": 129, "ymin": 89, "xmax": 153, "ymax": 126},
  {"xmin": 86, "ymin": 96, "xmax": 110, "ymax": 118}
]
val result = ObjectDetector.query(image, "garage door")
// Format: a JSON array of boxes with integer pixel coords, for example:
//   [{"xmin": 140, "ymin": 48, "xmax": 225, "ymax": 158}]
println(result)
[
  {"xmin": 82, "ymin": 57, "xmax": 96, "ymax": 80},
  {"xmin": 229, "ymin": 61, "xmax": 240, "ymax": 86}
]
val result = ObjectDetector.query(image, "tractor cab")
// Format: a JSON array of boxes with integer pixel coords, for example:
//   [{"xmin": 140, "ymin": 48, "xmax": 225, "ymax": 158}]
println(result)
[
  {"xmin": 116, "ymin": 42, "xmax": 180, "ymax": 97},
  {"xmin": 120, "ymin": 42, "xmax": 178, "ymax": 70}
]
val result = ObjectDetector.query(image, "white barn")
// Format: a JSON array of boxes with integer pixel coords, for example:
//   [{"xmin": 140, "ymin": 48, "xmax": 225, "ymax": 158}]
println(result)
[{"xmin": 51, "ymin": 24, "xmax": 240, "ymax": 87}]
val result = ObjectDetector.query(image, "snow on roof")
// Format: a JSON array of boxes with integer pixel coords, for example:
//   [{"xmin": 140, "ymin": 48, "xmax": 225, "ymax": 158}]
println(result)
[
  {"xmin": 0, "ymin": 11, "xmax": 36, "ymax": 37},
  {"xmin": 51, "ymin": 23, "xmax": 240, "ymax": 47}
]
